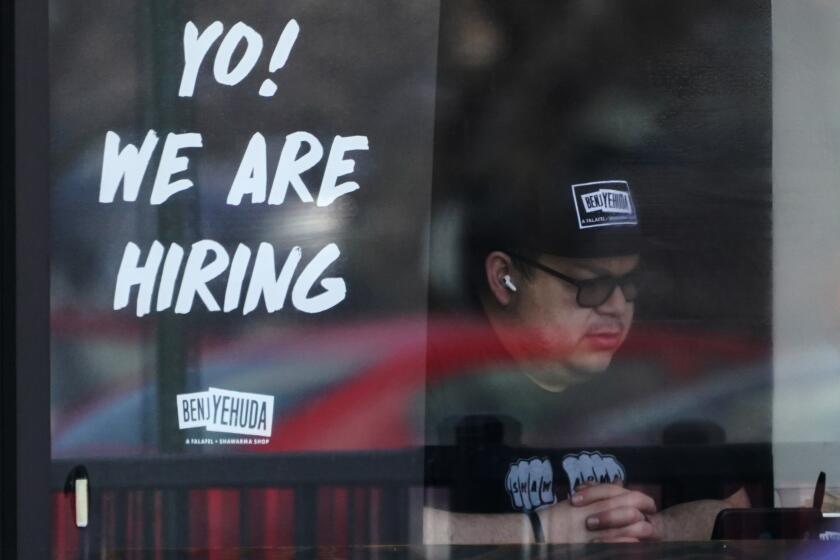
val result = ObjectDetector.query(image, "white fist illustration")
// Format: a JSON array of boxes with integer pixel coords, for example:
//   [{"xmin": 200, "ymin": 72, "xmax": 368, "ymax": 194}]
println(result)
[
  {"xmin": 505, "ymin": 457, "xmax": 556, "ymax": 511},
  {"xmin": 562, "ymin": 451, "xmax": 625, "ymax": 495}
]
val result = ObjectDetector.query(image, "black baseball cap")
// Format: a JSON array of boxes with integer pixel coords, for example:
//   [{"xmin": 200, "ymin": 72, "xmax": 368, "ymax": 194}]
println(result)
[
  {"xmin": 524, "ymin": 177, "xmax": 644, "ymax": 258},
  {"xmin": 467, "ymin": 172, "xmax": 645, "ymax": 261}
]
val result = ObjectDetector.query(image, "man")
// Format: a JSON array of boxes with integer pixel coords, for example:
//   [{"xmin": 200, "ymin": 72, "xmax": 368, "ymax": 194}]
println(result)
[{"xmin": 424, "ymin": 177, "xmax": 749, "ymax": 543}]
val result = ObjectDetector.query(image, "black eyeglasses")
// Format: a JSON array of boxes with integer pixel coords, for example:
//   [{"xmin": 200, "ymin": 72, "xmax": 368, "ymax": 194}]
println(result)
[{"xmin": 509, "ymin": 253, "xmax": 639, "ymax": 308}]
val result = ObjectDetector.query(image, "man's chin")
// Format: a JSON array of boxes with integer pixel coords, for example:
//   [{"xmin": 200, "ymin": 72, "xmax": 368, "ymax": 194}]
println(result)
[
  {"xmin": 521, "ymin": 354, "xmax": 612, "ymax": 392},
  {"xmin": 566, "ymin": 351, "xmax": 616, "ymax": 376}
]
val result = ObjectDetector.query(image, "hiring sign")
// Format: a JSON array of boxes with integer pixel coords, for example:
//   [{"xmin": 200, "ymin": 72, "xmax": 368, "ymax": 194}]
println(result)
[{"xmin": 100, "ymin": 19, "xmax": 368, "ymax": 318}]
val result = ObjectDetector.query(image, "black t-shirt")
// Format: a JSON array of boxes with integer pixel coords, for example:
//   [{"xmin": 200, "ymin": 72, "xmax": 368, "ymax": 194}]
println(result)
[
  {"xmin": 425, "ymin": 364, "xmax": 633, "ymax": 513},
  {"xmin": 423, "ymin": 320, "xmax": 771, "ymax": 513}
]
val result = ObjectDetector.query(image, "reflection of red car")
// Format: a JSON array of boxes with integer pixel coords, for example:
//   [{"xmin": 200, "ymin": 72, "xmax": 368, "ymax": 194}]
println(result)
[
  {"xmin": 52, "ymin": 313, "xmax": 767, "ymax": 454},
  {"xmin": 52, "ymin": 313, "xmax": 768, "ymax": 554},
  {"xmin": 267, "ymin": 316, "xmax": 767, "ymax": 451}
]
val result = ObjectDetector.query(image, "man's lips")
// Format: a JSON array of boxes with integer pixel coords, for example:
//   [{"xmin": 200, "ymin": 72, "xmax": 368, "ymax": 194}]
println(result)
[{"xmin": 583, "ymin": 329, "xmax": 624, "ymax": 349}]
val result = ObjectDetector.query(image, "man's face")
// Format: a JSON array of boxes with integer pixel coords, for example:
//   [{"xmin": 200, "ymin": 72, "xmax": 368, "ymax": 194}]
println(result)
[{"xmin": 507, "ymin": 253, "xmax": 639, "ymax": 376}]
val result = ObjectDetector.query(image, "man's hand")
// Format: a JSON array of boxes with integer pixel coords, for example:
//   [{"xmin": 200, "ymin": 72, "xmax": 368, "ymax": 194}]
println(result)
[
  {"xmin": 649, "ymin": 487, "xmax": 751, "ymax": 541},
  {"xmin": 541, "ymin": 484, "xmax": 658, "ymax": 543},
  {"xmin": 423, "ymin": 486, "xmax": 657, "ymax": 545}
]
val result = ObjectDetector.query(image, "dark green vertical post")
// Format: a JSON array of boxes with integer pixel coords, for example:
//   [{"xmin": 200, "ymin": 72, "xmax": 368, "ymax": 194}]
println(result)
[
  {"xmin": 144, "ymin": 0, "xmax": 198, "ymax": 456},
  {"xmin": 143, "ymin": 0, "xmax": 197, "ymax": 553}
]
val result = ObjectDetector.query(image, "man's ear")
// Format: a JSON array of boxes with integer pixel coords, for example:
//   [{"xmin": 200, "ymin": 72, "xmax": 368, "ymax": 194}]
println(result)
[{"xmin": 485, "ymin": 251, "xmax": 516, "ymax": 306}]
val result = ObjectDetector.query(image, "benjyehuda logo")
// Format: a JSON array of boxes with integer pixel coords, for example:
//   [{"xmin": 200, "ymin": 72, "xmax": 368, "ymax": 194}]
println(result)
[
  {"xmin": 571, "ymin": 180, "xmax": 638, "ymax": 229},
  {"xmin": 177, "ymin": 387, "xmax": 274, "ymax": 438}
]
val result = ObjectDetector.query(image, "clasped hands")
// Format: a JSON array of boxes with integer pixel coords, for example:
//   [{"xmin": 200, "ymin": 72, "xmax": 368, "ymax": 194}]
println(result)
[{"xmin": 536, "ymin": 484, "xmax": 661, "ymax": 543}]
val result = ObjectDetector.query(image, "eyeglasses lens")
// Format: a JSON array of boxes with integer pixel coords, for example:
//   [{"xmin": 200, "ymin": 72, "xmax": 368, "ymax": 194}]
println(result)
[
  {"xmin": 578, "ymin": 275, "xmax": 638, "ymax": 307},
  {"xmin": 620, "ymin": 276, "xmax": 638, "ymax": 302}
]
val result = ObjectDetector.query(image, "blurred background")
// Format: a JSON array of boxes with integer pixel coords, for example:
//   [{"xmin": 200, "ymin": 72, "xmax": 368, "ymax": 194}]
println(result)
[{"xmin": 773, "ymin": 0, "xmax": 840, "ymax": 508}]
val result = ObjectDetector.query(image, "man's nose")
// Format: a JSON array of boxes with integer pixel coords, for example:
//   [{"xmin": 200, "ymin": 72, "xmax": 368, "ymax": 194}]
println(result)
[{"xmin": 595, "ymin": 284, "xmax": 630, "ymax": 315}]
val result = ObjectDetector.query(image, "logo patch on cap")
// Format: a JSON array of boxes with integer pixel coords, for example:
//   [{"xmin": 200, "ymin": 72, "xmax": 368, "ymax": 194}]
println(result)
[{"xmin": 571, "ymin": 180, "xmax": 638, "ymax": 229}]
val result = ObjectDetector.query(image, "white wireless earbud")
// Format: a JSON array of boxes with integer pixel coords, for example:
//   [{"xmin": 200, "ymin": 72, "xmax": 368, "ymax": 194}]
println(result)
[{"xmin": 502, "ymin": 274, "xmax": 518, "ymax": 292}]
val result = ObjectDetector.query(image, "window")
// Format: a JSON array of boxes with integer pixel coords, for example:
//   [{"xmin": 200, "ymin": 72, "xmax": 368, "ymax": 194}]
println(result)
[{"xmin": 8, "ymin": 0, "xmax": 840, "ymax": 556}]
